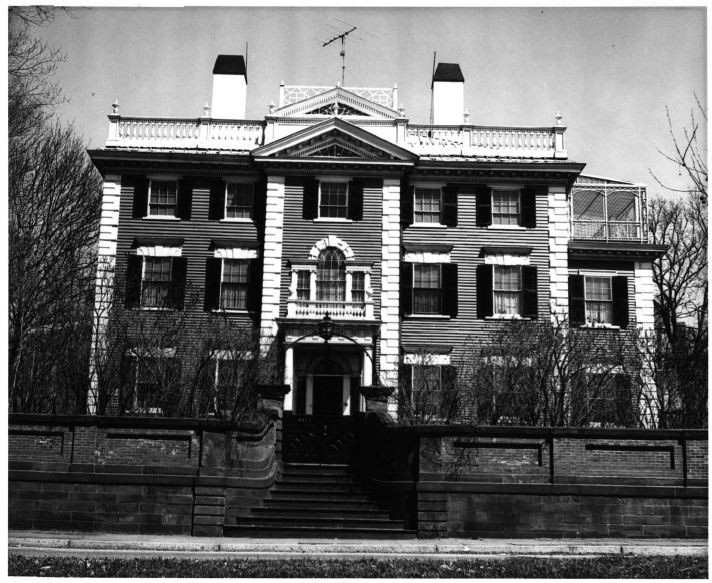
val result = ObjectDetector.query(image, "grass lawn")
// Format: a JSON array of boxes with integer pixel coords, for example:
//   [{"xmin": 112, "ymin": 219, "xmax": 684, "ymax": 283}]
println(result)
[{"xmin": 8, "ymin": 554, "xmax": 708, "ymax": 578}]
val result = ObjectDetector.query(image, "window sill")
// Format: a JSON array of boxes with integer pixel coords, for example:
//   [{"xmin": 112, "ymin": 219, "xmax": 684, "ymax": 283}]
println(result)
[
  {"xmin": 139, "ymin": 306, "xmax": 178, "ymax": 312},
  {"xmin": 487, "ymin": 224, "xmax": 526, "ymax": 230},
  {"xmin": 405, "ymin": 314, "xmax": 451, "ymax": 320},
  {"xmin": 410, "ymin": 223, "xmax": 446, "ymax": 228},
  {"xmin": 144, "ymin": 215, "xmax": 180, "ymax": 221},
  {"xmin": 313, "ymin": 217, "xmax": 353, "ymax": 223},
  {"xmin": 582, "ymin": 323, "xmax": 621, "ymax": 330},
  {"xmin": 485, "ymin": 315, "xmax": 532, "ymax": 321},
  {"xmin": 211, "ymin": 309, "xmax": 251, "ymax": 315},
  {"xmin": 220, "ymin": 217, "xmax": 254, "ymax": 223}
]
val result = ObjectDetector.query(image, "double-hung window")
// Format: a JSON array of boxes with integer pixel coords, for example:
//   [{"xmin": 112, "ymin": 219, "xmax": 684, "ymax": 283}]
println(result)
[
  {"xmin": 492, "ymin": 190, "xmax": 521, "ymax": 225},
  {"xmin": 296, "ymin": 270, "xmax": 311, "ymax": 301},
  {"xmin": 220, "ymin": 260, "xmax": 250, "ymax": 310},
  {"xmin": 351, "ymin": 271, "xmax": 365, "ymax": 303},
  {"xmin": 319, "ymin": 181, "xmax": 348, "ymax": 219},
  {"xmin": 493, "ymin": 266, "xmax": 522, "ymax": 316},
  {"xmin": 584, "ymin": 276, "xmax": 613, "ymax": 325},
  {"xmin": 142, "ymin": 257, "xmax": 173, "ymax": 308},
  {"xmin": 413, "ymin": 187, "xmax": 441, "ymax": 224},
  {"xmin": 225, "ymin": 182, "xmax": 254, "ymax": 219},
  {"xmin": 413, "ymin": 264, "xmax": 442, "ymax": 314},
  {"xmin": 148, "ymin": 180, "xmax": 178, "ymax": 216}
]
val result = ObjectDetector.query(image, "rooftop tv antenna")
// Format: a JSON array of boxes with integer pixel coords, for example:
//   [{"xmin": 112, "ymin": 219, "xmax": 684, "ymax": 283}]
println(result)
[{"xmin": 322, "ymin": 26, "xmax": 357, "ymax": 87}]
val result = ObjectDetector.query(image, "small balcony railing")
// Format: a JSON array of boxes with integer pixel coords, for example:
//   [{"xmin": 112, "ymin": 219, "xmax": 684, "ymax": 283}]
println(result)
[
  {"xmin": 286, "ymin": 299, "xmax": 373, "ymax": 319},
  {"xmin": 572, "ymin": 220, "xmax": 643, "ymax": 242}
]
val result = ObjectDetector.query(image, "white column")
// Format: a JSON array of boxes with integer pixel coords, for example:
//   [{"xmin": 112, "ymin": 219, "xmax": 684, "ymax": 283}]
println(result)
[
  {"xmin": 259, "ymin": 176, "xmax": 285, "ymax": 354},
  {"xmin": 362, "ymin": 347, "xmax": 373, "ymax": 387},
  {"xmin": 381, "ymin": 178, "xmax": 402, "ymax": 414},
  {"xmin": 283, "ymin": 346, "xmax": 294, "ymax": 411},
  {"xmin": 89, "ymin": 175, "xmax": 122, "ymax": 414},
  {"xmin": 548, "ymin": 185, "xmax": 570, "ymax": 323}
]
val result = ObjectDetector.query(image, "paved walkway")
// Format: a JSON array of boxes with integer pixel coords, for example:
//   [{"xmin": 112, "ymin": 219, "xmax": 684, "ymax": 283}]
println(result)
[{"xmin": 8, "ymin": 531, "xmax": 708, "ymax": 560}]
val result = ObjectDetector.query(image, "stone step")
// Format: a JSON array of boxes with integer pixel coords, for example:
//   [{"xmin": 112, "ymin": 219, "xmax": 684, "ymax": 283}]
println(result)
[
  {"xmin": 253, "ymin": 506, "xmax": 390, "ymax": 520},
  {"xmin": 231, "ymin": 515, "xmax": 406, "ymax": 529},
  {"xmin": 224, "ymin": 524, "xmax": 417, "ymax": 539},
  {"xmin": 263, "ymin": 498, "xmax": 380, "ymax": 511},
  {"xmin": 272, "ymin": 481, "xmax": 369, "ymax": 494}
]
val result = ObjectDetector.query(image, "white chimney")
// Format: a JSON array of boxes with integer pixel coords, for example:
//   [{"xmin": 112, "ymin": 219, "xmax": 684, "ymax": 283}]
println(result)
[
  {"xmin": 211, "ymin": 55, "xmax": 247, "ymax": 119},
  {"xmin": 432, "ymin": 63, "xmax": 464, "ymax": 125}
]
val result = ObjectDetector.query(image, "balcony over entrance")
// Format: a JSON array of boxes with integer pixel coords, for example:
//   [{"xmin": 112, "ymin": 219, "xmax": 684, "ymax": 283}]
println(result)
[{"xmin": 571, "ymin": 178, "xmax": 647, "ymax": 243}]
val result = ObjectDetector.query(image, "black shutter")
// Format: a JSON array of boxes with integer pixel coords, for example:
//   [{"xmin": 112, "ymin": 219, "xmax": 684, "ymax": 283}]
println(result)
[
  {"xmin": 477, "ymin": 264, "xmax": 494, "ymax": 318},
  {"xmin": 176, "ymin": 178, "xmax": 192, "ymax": 220},
  {"xmin": 302, "ymin": 178, "xmax": 319, "ymax": 220},
  {"xmin": 204, "ymin": 258, "xmax": 222, "ymax": 311},
  {"xmin": 442, "ymin": 185, "xmax": 458, "ymax": 227},
  {"xmin": 131, "ymin": 176, "xmax": 149, "ymax": 219},
  {"xmin": 246, "ymin": 258, "xmax": 263, "ymax": 312},
  {"xmin": 252, "ymin": 178, "xmax": 266, "ymax": 230},
  {"xmin": 400, "ymin": 262, "xmax": 413, "ymax": 316},
  {"xmin": 521, "ymin": 186, "xmax": 538, "ymax": 228},
  {"xmin": 125, "ymin": 255, "xmax": 143, "ymax": 308},
  {"xmin": 522, "ymin": 266, "xmax": 538, "ymax": 319},
  {"xmin": 440, "ymin": 365, "xmax": 459, "ymax": 420},
  {"xmin": 348, "ymin": 178, "xmax": 364, "ymax": 221},
  {"xmin": 401, "ymin": 185, "xmax": 414, "ymax": 226},
  {"xmin": 475, "ymin": 185, "xmax": 491, "ymax": 227},
  {"xmin": 612, "ymin": 276, "xmax": 629, "ymax": 329},
  {"xmin": 168, "ymin": 257, "xmax": 187, "ymax": 310},
  {"xmin": 400, "ymin": 363, "xmax": 413, "ymax": 400},
  {"xmin": 208, "ymin": 180, "xmax": 225, "ymax": 221},
  {"xmin": 568, "ymin": 275, "xmax": 586, "ymax": 327},
  {"xmin": 442, "ymin": 263, "xmax": 458, "ymax": 318}
]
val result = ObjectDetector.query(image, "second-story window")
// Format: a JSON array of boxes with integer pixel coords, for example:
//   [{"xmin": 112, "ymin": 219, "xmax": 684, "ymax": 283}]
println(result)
[
  {"xmin": 225, "ymin": 182, "xmax": 254, "ymax": 219},
  {"xmin": 492, "ymin": 190, "xmax": 521, "ymax": 225},
  {"xmin": 149, "ymin": 180, "xmax": 178, "ymax": 216},
  {"xmin": 584, "ymin": 276, "xmax": 613, "ymax": 325},
  {"xmin": 296, "ymin": 270, "xmax": 311, "ymax": 300},
  {"xmin": 317, "ymin": 248, "xmax": 346, "ymax": 301},
  {"xmin": 221, "ymin": 259, "xmax": 250, "ymax": 310},
  {"xmin": 352, "ymin": 272, "xmax": 365, "ymax": 303},
  {"xmin": 319, "ymin": 182, "xmax": 348, "ymax": 218},
  {"xmin": 414, "ymin": 188, "xmax": 441, "ymax": 223}
]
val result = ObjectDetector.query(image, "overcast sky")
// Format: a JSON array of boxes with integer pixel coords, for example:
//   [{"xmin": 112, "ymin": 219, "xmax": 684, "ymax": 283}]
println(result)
[{"xmin": 32, "ymin": 6, "xmax": 706, "ymax": 195}]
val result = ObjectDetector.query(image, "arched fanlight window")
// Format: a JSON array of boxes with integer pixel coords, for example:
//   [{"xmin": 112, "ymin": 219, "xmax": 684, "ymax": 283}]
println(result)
[{"xmin": 317, "ymin": 247, "xmax": 346, "ymax": 302}]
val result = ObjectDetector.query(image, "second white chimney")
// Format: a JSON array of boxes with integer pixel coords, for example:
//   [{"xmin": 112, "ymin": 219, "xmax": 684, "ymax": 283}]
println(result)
[
  {"xmin": 432, "ymin": 63, "xmax": 464, "ymax": 125},
  {"xmin": 211, "ymin": 55, "xmax": 247, "ymax": 119}
]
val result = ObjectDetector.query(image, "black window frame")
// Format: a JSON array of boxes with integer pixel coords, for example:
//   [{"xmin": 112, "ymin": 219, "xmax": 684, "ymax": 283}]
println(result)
[
  {"xmin": 224, "ymin": 181, "xmax": 255, "ymax": 220},
  {"xmin": 318, "ymin": 180, "xmax": 349, "ymax": 219},
  {"xmin": 147, "ymin": 179, "xmax": 179, "ymax": 217}
]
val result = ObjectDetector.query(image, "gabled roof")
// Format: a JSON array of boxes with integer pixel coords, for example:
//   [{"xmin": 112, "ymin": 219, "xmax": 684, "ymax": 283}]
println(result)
[
  {"xmin": 252, "ymin": 117, "xmax": 417, "ymax": 164},
  {"xmin": 272, "ymin": 86, "xmax": 400, "ymax": 119}
]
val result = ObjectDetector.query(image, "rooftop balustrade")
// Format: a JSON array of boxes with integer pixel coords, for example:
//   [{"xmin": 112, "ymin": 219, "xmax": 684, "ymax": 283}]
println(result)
[{"xmin": 105, "ymin": 112, "xmax": 567, "ymax": 159}]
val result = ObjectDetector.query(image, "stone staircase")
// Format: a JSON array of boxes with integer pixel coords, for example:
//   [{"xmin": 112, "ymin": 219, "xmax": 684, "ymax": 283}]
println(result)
[{"xmin": 224, "ymin": 463, "xmax": 415, "ymax": 539}]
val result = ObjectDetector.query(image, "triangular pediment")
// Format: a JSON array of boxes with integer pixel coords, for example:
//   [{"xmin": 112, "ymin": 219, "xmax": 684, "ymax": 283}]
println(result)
[
  {"xmin": 252, "ymin": 118, "xmax": 417, "ymax": 163},
  {"xmin": 273, "ymin": 87, "xmax": 399, "ymax": 120}
]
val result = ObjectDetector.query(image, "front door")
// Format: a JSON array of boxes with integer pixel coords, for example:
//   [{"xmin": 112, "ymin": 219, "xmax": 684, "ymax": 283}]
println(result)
[{"xmin": 312, "ymin": 375, "xmax": 344, "ymax": 415}]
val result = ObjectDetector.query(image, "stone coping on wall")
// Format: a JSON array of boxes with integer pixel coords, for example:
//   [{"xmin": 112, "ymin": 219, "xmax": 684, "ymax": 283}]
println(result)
[{"xmin": 9, "ymin": 413, "xmax": 269, "ymax": 434}]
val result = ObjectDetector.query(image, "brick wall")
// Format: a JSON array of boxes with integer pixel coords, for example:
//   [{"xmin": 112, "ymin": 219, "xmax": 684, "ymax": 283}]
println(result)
[{"xmin": 8, "ymin": 414, "xmax": 278, "ymax": 536}]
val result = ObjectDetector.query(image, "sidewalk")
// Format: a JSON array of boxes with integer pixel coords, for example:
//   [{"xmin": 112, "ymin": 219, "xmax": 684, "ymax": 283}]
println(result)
[{"xmin": 8, "ymin": 530, "xmax": 708, "ymax": 560}]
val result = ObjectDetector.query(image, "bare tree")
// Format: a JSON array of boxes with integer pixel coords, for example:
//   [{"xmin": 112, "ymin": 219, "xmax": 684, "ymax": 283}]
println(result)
[
  {"xmin": 8, "ymin": 6, "xmax": 66, "ymax": 141},
  {"xmin": 9, "ymin": 123, "xmax": 102, "ymax": 412}
]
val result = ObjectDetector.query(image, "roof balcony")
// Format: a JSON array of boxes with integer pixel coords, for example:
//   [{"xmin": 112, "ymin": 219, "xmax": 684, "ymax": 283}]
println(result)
[{"xmin": 570, "ymin": 180, "xmax": 648, "ymax": 243}]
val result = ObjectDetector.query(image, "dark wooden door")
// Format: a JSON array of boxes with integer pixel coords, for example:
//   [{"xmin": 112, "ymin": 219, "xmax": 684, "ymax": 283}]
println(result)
[
  {"xmin": 283, "ymin": 413, "xmax": 358, "ymax": 464},
  {"xmin": 312, "ymin": 375, "xmax": 344, "ymax": 416}
]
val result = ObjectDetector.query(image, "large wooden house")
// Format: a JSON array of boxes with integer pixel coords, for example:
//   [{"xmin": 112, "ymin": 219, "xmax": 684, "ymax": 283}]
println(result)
[{"xmin": 88, "ymin": 55, "xmax": 664, "ymax": 435}]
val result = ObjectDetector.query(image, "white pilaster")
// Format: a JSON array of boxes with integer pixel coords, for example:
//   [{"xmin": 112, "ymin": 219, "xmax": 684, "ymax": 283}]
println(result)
[
  {"xmin": 259, "ymin": 176, "xmax": 285, "ymax": 354},
  {"xmin": 548, "ymin": 186, "xmax": 570, "ymax": 322},
  {"xmin": 381, "ymin": 179, "xmax": 402, "ymax": 413},
  {"xmin": 283, "ymin": 346, "xmax": 294, "ymax": 411},
  {"xmin": 635, "ymin": 259, "xmax": 658, "ymax": 426},
  {"xmin": 89, "ymin": 175, "xmax": 122, "ymax": 414}
]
